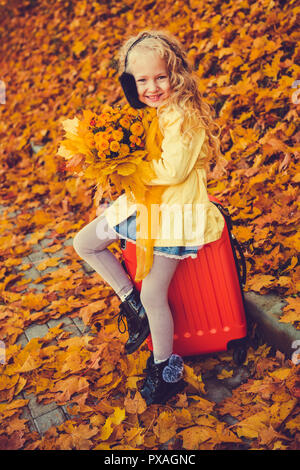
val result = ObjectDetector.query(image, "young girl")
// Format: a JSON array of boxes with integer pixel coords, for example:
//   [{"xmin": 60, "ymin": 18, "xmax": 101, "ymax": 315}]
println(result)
[{"xmin": 73, "ymin": 30, "xmax": 226, "ymax": 405}]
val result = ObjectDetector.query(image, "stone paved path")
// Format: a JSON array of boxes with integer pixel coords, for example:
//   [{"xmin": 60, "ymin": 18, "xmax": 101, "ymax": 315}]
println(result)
[{"xmin": 0, "ymin": 204, "xmax": 95, "ymax": 435}]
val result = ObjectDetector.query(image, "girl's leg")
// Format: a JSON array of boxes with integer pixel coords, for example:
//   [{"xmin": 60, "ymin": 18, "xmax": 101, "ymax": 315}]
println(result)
[
  {"xmin": 73, "ymin": 214, "xmax": 150, "ymax": 355},
  {"xmin": 139, "ymin": 253, "xmax": 185, "ymax": 405},
  {"xmin": 73, "ymin": 214, "xmax": 134, "ymax": 300},
  {"xmin": 140, "ymin": 254, "xmax": 179, "ymax": 363}
]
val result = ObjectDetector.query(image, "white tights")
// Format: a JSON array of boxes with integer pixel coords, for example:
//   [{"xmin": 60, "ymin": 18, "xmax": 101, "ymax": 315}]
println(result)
[{"xmin": 73, "ymin": 214, "xmax": 179, "ymax": 362}]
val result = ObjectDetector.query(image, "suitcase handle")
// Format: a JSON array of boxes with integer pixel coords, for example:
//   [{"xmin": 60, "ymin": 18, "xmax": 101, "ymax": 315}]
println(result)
[
  {"xmin": 212, "ymin": 202, "xmax": 247, "ymax": 287},
  {"xmin": 230, "ymin": 233, "xmax": 247, "ymax": 286}
]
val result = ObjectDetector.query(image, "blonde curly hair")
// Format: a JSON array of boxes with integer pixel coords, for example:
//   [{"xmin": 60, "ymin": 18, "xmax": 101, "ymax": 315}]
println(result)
[{"xmin": 117, "ymin": 29, "xmax": 227, "ymax": 175}]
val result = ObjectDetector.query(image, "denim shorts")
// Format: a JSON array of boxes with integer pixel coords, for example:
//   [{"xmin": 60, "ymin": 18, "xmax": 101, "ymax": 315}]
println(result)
[{"xmin": 113, "ymin": 212, "xmax": 200, "ymax": 259}]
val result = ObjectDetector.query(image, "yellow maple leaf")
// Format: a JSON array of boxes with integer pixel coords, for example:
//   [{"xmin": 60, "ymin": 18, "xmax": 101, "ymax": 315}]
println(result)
[
  {"xmin": 110, "ymin": 407, "xmax": 126, "ymax": 426},
  {"xmin": 31, "ymin": 209, "xmax": 53, "ymax": 226},
  {"xmin": 279, "ymin": 297, "xmax": 300, "ymax": 324},
  {"xmin": 126, "ymin": 376, "xmax": 140, "ymax": 389},
  {"xmin": 281, "ymin": 256, "xmax": 298, "ymax": 273},
  {"xmin": 269, "ymin": 368, "xmax": 291, "ymax": 381},
  {"xmin": 99, "ymin": 407, "xmax": 126, "ymax": 441},
  {"xmin": 233, "ymin": 225, "xmax": 253, "ymax": 243},
  {"xmin": 217, "ymin": 369, "xmax": 234, "ymax": 380},
  {"xmin": 20, "ymin": 292, "xmax": 49, "ymax": 310},
  {"xmin": 247, "ymin": 274, "xmax": 276, "ymax": 292},
  {"xmin": 189, "ymin": 395, "xmax": 215, "ymax": 413},
  {"xmin": 0, "ymin": 374, "xmax": 19, "ymax": 391},
  {"xmin": 269, "ymin": 399, "xmax": 297, "ymax": 428},
  {"xmin": 179, "ymin": 425, "xmax": 215, "ymax": 450},
  {"xmin": 153, "ymin": 411, "xmax": 178, "ymax": 444},
  {"xmin": 72, "ymin": 40, "xmax": 86, "ymax": 56},
  {"xmin": 36, "ymin": 257, "xmax": 61, "ymax": 271},
  {"xmin": 52, "ymin": 375, "xmax": 89, "ymax": 402},
  {"xmin": 125, "ymin": 427, "xmax": 144, "ymax": 447},
  {"xmin": 0, "ymin": 399, "xmax": 29, "ymax": 416},
  {"xmin": 124, "ymin": 391, "xmax": 147, "ymax": 415},
  {"xmin": 99, "ymin": 419, "xmax": 113, "ymax": 441},
  {"xmin": 285, "ymin": 414, "xmax": 300, "ymax": 434},
  {"xmin": 234, "ymin": 410, "xmax": 269, "ymax": 439},
  {"xmin": 184, "ymin": 365, "xmax": 205, "ymax": 394}
]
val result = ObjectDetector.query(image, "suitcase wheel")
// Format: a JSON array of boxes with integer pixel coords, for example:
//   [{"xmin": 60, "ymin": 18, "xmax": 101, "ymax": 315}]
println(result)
[
  {"xmin": 229, "ymin": 337, "xmax": 248, "ymax": 365},
  {"xmin": 233, "ymin": 346, "xmax": 247, "ymax": 366}
]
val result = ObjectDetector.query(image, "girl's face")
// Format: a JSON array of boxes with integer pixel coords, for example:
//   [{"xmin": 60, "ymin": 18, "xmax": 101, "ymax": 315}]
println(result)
[{"xmin": 128, "ymin": 50, "xmax": 171, "ymax": 108}]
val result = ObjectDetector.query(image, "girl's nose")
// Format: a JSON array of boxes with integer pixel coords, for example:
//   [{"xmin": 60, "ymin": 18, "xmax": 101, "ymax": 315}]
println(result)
[{"xmin": 147, "ymin": 80, "xmax": 159, "ymax": 92}]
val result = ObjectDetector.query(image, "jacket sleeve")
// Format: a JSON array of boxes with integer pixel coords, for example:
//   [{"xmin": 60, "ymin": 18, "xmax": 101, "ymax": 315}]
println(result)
[{"xmin": 148, "ymin": 108, "xmax": 206, "ymax": 186}]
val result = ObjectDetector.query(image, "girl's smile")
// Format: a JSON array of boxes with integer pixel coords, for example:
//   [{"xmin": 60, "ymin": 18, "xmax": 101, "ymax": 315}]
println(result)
[{"xmin": 127, "ymin": 50, "xmax": 171, "ymax": 108}]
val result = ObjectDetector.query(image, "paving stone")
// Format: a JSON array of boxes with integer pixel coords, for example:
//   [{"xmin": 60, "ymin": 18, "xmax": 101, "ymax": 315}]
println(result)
[
  {"xmin": 62, "ymin": 403, "xmax": 77, "ymax": 420},
  {"xmin": 46, "ymin": 248, "xmax": 65, "ymax": 258},
  {"xmin": 221, "ymin": 414, "xmax": 239, "ymax": 426},
  {"xmin": 25, "ymin": 281, "xmax": 45, "ymax": 293},
  {"xmin": 222, "ymin": 366, "xmax": 250, "ymax": 389},
  {"xmin": 26, "ymin": 240, "xmax": 44, "ymax": 253},
  {"xmin": 245, "ymin": 291, "xmax": 300, "ymax": 358},
  {"xmin": 37, "ymin": 265, "xmax": 58, "ymax": 275},
  {"xmin": 38, "ymin": 231, "xmax": 54, "ymax": 247},
  {"xmin": 81, "ymin": 260, "xmax": 95, "ymax": 274},
  {"xmin": 24, "ymin": 323, "xmax": 49, "ymax": 341},
  {"xmin": 24, "ymin": 232, "xmax": 35, "ymax": 243},
  {"xmin": 21, "ymin": 254, "xmax": 35, "ymax": 266},
  {"xmin": 72, "ymin": 316, "xmax": 89, "ymax": 334},
  {"xmin": 21, "ymin": 265, "xmax": 42, "ymax": 282},
  {"xmin": 62, "ymin": 322, "xmax": 82, "ymax": 338},
  {"xmin": 24, "ymin": 393, "xmax": 58, "ymax": 419},
  {"xmin": 64, "ymin": 238, "xmax": 74, "ymax": 247},
  {"xmin": 7, "ymin": 209, "xmax": 22, "ymax": 217},
  {"xmin": 47, "ymin": 316, "xmax": 73, "ymax": 328},
  {"xmin": 202, "ymin": 377, "xmax": 232, "ymax": 404},
  {"xmin": 27, "ymin": 251, "xmax": 50, "ymax": 264},
  {"xmin": 38, "ymin": 239, "xmax": 54, "ymax": 249},
  {"xmin": 16, "ymin": 333, "xmax": 28, "ymax": 348},
  {"xmin": 20, "ymin": 406, "xmax": 39, "ymax": 433},
  {"xmin": 34, "ymin": 407, "xmax": 66, "ymax": 434}
]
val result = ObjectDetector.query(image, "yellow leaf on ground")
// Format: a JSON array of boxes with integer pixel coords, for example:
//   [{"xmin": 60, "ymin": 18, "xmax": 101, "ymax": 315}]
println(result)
[
  {"xmin": 234, "ymin": 411, "xmax": 269, "ymax": 439},
  {"xmin": 153, "ymin": 411, "xmax": 178, "ymax": 444},
  {"xmin": 124, "ymin": 391, "xmax": 147, "ymax": 415},
  {"xmin": 247, "ymin": 274, "xmax": 276, "ymax": 292},
  {"xmin": 184, "ymin": 365, "xmax": 205, "ymax": 393},
  {"xmin": 179, "ymin": 426, "xmax": 215, "ymax": 450},
  {"xmin": 269, "ymin": 368, "xmax": 292, "ymax": 381},
  {"xmin": 36, "ymin": 257, "xmax": 61, "ymax": 271},
  {"xmin": 217, "ymin": 369, "xmax": 234, "ymax": 380}
]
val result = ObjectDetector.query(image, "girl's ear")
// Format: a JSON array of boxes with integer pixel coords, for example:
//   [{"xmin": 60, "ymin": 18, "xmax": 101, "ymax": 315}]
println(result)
[{"xmin": 119, "ymin": 72, "xmax": 146, "ymax": 109}]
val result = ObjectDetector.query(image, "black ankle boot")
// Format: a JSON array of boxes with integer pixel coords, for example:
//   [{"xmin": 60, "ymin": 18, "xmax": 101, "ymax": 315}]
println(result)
[
  {"xmin": 117, "ymin": 287, "xmax": 150, "ymax": 354},
  {"xmin": 140, "ymin": 354, "xmax": 186, "ymax": 405},
  {"xmin": 144, "ymin": 351, "xmax": 154, "ymax": 372}
]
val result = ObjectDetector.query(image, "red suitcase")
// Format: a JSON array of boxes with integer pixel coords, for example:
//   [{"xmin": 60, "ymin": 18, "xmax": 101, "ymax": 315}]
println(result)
[{"xmin": 120, "ymin": 195, "xmax": 248, "ymax": 364}]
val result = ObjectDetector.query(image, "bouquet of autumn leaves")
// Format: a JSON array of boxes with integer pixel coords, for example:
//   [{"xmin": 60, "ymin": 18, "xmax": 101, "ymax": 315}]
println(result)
[{"xmin": 57, "ymin": 103, "xmax": 153, "ymax": 203}]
